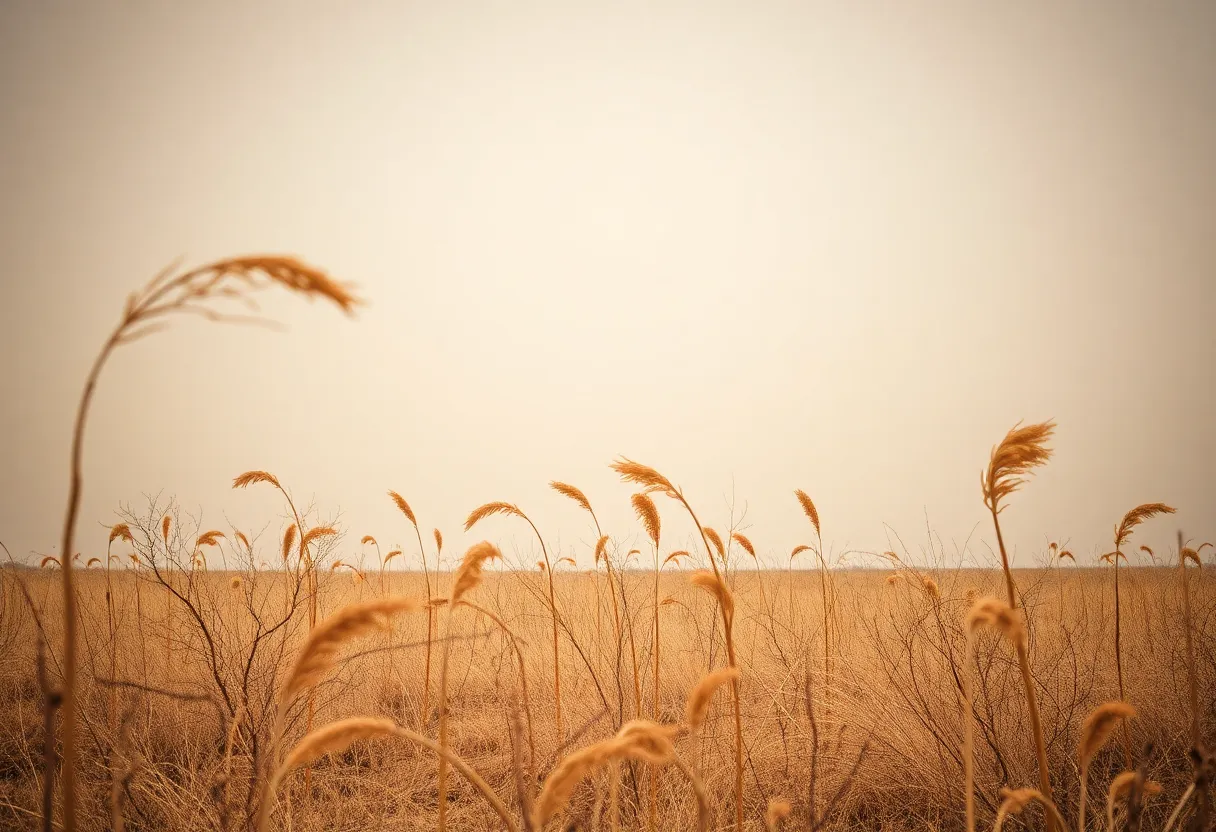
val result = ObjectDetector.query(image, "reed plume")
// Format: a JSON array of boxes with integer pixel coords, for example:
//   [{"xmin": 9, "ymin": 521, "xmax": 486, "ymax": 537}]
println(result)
[
  {"xmin": 690, "ymin": 570, "xmax": 735, "ymax": 625},
  {"xmin": 1105, "ymin": 770, "xmax": 1161, "ymax": 832},
  {"xmin": 533, "ymin": 720, "xmax": 679, "ymax": 829},
  {"xmin": 550, "ymin": 481, "xmax": 595, "ymax": 516},
  {"xmin": 685, "ymin": 667, "xmax": 739, "ymax": 733},
  {"xmin": 279, "ymin": 597, "xmax": 420, "ymax": 706},
  {"xmin": 993, "ymin": 787, "xmax": 1066, "ymax": 832},
  {"xmin": 300, "ymin": 526, "xmax": 335, "ymax": 550},
  {"xmin": 1078, "ymin": 701, "xmax": 1137, "ymax": 832},
  {"xmin": 978, "ymin": 420, "xmax": 1058, "ymax": 831},
  {"xmin": 281, "ymin": 525, "xmax": 297, "ymax": 563}
]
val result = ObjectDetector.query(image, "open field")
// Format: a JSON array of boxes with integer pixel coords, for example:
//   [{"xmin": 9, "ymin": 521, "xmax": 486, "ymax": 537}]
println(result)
[
  {"xmin": 2, "ymin": 260, "xmax": 1210, "ymax": 832},
  {"xmin": 2, "ymin": 544, "xmax": 1212, "ymax": 831}
]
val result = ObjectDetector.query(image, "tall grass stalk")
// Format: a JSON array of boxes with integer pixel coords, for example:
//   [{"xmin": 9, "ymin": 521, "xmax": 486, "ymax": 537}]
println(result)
[
  {"xmin": 631, "ymin": 492, "xmax": 662, "ymax": 832},
  {"xmin": 389, "ymin": 491, "xmax": 434, "ymax": 727},
  {"xmin": 466, "ymin": 502, "xmax": 564, "ymax": 740},
  {"xmin": 1109, "ymin": 502, "xmax": 1174, "ymax": 767},
  {"xmin": 437, "ymin": 542, "xmax": 501, "ymax": 832},
  {"xmin": 55, "ymin": 255, "xmax": 355, "ymax": 832},
  {"xmin": 980, "ymin": 420, "xmax": 1058, "ymax": 832}
]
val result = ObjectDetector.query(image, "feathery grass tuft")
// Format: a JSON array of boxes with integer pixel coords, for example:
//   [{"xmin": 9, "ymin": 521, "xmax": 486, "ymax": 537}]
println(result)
[
  {"xmin": 690, "ymin": 570, "xmax": 734, "ymax": 625},
  {"xmin": 1115, "ymin": 503, "xmax": 1176, "ymax": 549},
  {"xmin": 731, "ymin": 533, "xmax": 756, "ymax": 559},
  {"xmin": 532, "ymin": 720, "xmax": 678, "ymax": 828},
  {"xmin": 1080, "ymin": 701, "xmax": 1137, "ymax": 765},
  {"xmin": 232, "ymin": 470, "xmax": 281, "ymax": 490},
  {"xmin": 550, "ymin": 481, "xmax": 594, "ymax": 515},
  {"xmin": 631, "ymin": 493, "xmax": 661, "ymax": 547},
  {"xmin": 981, "ymin": 420, "xmax": 1055, "ymax": 513},
  {"xmin": 464, "ymin": 501, "xmax": 526, "ymax": 531},
  {"xmin": 387, "ymin": 491, "xmax": 418, "ymax": 527},
  {"xmin": 301, "ymin": 526, "xmax": 336, "ymax": 548},
  {"xmin": 1078, "ymin": 701, "xmax": 1137, "ymax": 832},
  {"xmin": 685, "ymin": 667, "xmax": 740, "ymax": 732},
  {"xmin": 794, "ymin": 489, "xmax": 821, "ymax": 538},
  {"xmin": 280, "ymin": 598, "xmax": 419, "ymax": 705},
  {"xmin": 609, "ymin": 457, "xmax": 676, "ymax": 496},
  {"xmin": 281, "ymin": 525, "xmax": 297, "ymax": 562},
  {"xmin": 451, "ymin": 542, "xmax": 502, "ymax": 604}
]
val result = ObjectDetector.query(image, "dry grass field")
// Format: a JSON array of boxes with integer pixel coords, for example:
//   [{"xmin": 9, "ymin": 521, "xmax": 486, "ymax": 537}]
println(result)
[
  {"xmin": 1, "ymin": 257, "xmax": 1211, "ymax": 832},
  {"xmin": 1, "ymin": 534, "xmax": 1212, "ymax": 831}
]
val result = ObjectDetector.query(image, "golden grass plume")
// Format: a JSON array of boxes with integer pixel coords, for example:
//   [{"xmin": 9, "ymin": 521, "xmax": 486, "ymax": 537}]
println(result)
[
  {"xmin": 281, "ymin": 525, "xmax": 296, "ymax": 562},
  {"xmin": 609, "ymin": 457, "xmax": 676, "ymax": 496},
  {"xmin": 1115, "ymin": 503, "xmax": 1176, "ymax": 549},
  {"xmin": 981, "ymin": 420, "xmax": 1055, "ymax": 513},
  {"xmin": 594, "ymin": 534, "xmax": 611, "ymax": 565},
  {"xmin": 631, "ymin": 492, "xmax": 661, "ymax": 546},
  {"xmin": 451, "ymin": 542, "xmax": 502, "ymax": 604},
  {"xmin": 550, "ymin": 481, "xmax": 594, "ymax": 515},
  {"xmin": 1080, "ymin": 701, "xmax": 1137, "ymax": 765},
  {"xmin": 465, "ymin": 501, "xmax": 526, "ymax": 531},
  {"xmin": 685, "ymin": 667, "xmax": 740, "ymax": 731},
  {"xmin": 387, "ymin": 490, "xmax": 418, "ymax": 528},
  {"xmin": 301, "ymin": 526, "xmax": 337, "ymax": 548},
  {"xmin": 532, "ymin": 720, "xmax": 678, "ymax": 828},
  {"xmin": 280, "ymin": 598, "xmax": 419, "ymax": 704},
  {"xmin": 731, "ymin": 533, "xmax": 756, "ymax": 559},
  {"xmin": 690, "ymin": 570, "xmax": 734, "ymax": 625},
  {"xmin": 232, "ymin": 470, "xmax": 281, "ymax": 490},
  {"xmin": 794, "ymin": 489, "xmax": 821, "ymax": 538}
]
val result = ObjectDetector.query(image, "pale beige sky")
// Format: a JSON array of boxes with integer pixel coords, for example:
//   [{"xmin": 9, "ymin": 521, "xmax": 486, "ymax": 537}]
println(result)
[{"xmin": 1, "ymin": 2, "xmax": 1213, "ymax": 570}]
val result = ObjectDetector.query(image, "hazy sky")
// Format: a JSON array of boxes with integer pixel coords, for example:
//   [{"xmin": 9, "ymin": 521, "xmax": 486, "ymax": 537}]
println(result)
[{"xmin": 1, "ymin": 3, "xmax": 1213, "ymax": 571}]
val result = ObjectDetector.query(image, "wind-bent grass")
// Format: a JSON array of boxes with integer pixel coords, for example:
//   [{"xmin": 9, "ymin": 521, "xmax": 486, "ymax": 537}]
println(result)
[
  {"xmin": 53, "ymin": 256, "xmax": 356, "ymax": 832},
  {"xmin": 980, "ymin": 419, "xmax": 1058, "ymax": 832},
  {"xmin": 466, "ymin": 502, "xmax": 564, "ymax": 743},
  {"xmin": 1109, "ymin": 502, "xmax": 1175, "ymax": 767}
]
